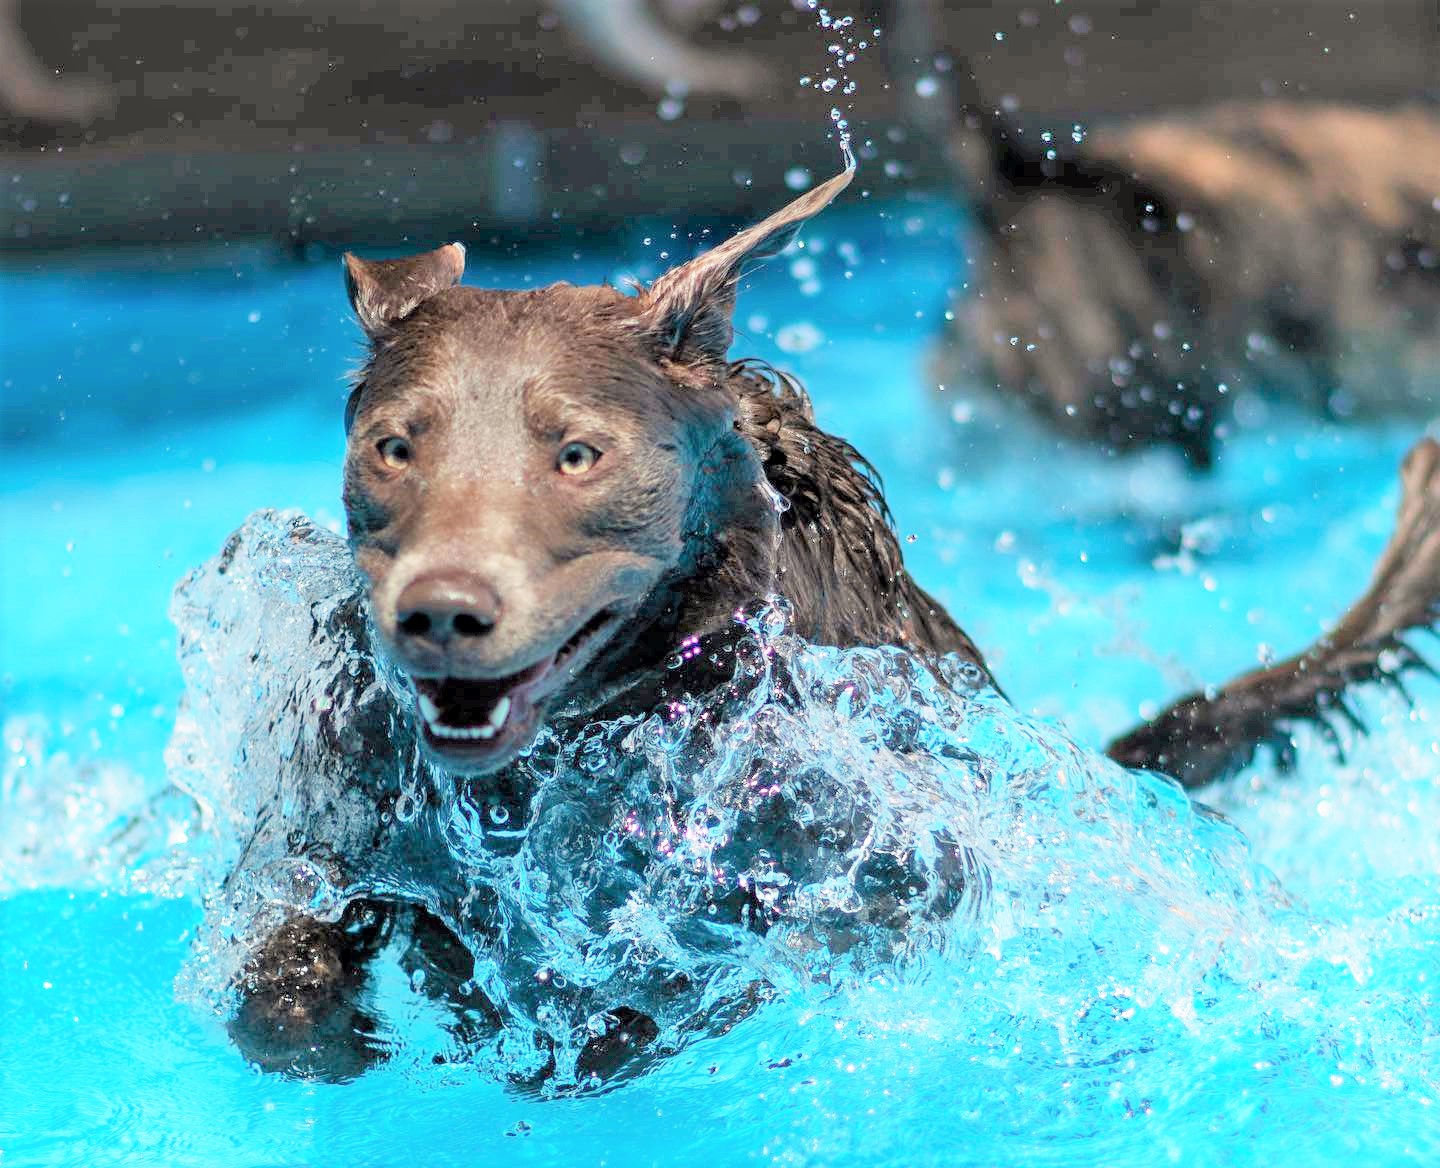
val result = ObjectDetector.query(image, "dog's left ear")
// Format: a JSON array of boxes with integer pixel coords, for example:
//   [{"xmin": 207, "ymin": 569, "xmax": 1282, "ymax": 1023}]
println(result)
[
  {"xmin": 343, "ymin": 243, "xmax": 466, "ymax": 337},
  {"xmin": 640, "ymin": 166, "xmax": 854, "ymax": 361}
]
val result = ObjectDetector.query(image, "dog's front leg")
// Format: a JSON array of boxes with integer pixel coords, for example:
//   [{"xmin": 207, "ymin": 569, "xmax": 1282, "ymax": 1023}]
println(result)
[{"xmin": 229, "ymin": 898, "xmax": 394, "ymax": 1081}]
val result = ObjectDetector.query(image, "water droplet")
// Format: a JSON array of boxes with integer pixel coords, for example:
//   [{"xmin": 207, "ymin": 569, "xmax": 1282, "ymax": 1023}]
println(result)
[{"xmin": 775, "ymin": 321, "xmax": 823, "ymax": 353}]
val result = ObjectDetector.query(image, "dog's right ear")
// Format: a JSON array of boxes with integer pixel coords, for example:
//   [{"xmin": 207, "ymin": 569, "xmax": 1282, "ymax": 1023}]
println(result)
[{"xmin": 343, "ymin": 244, "xmax": 466, "ymax": 337}]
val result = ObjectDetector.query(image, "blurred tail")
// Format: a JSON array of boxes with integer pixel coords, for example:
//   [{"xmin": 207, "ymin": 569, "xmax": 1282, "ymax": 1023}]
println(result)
[{"xmin": 1107, "ymin": 438, "xmax": 1440, "ymax": 788}]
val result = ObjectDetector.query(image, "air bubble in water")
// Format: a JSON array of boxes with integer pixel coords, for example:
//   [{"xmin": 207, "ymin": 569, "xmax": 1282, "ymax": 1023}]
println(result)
[{"xmin": 395, "ymin": 790, "xmax": 421, "ymax": 822}]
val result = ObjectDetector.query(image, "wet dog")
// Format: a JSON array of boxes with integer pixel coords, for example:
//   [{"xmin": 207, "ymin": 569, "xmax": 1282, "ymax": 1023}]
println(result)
[{"xmin": 228, "ymin": 167, "xmax": 1440, "ymax": 1080}]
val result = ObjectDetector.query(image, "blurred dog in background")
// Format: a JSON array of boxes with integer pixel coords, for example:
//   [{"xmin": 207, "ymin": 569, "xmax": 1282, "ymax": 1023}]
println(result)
[{"xmin": 934, "ymin": 96, "xmax": 1440, "ymax": 466}]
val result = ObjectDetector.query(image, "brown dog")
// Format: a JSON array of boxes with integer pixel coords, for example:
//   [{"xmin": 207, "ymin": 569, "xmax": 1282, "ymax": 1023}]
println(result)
[{"xmin": 224, "ymin": 168, "xmax": 1440, "ymax": 1081}]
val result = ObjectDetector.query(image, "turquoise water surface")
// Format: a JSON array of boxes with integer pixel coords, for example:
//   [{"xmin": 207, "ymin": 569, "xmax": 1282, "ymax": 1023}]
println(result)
[{"xmin": 3, "ymin": 197, "xmax": 1439, "ymax": 1167}]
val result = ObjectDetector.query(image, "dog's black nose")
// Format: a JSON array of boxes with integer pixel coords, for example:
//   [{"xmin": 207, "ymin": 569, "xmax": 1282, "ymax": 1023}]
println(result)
[{"xmin": 394, "ymin": 572, "xmax": 500, "ymax": 651}]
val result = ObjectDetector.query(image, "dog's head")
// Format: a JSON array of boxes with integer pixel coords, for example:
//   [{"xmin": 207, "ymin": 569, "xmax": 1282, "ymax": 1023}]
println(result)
[{"xmin": 342, "ymin": 169, "xmax": 852, "ymax": 774}]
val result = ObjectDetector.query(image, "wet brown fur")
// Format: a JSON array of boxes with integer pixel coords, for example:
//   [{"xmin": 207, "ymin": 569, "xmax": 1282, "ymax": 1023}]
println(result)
[{"xmin": 340, "ymin": 203, "xmax": 985, "ymax": 707}]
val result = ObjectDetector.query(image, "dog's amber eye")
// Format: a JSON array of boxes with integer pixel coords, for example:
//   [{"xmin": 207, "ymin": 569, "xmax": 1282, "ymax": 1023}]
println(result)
[
  {"xmin": 557, "ymin": 441, "xmax": 601, "ymax": 476},
  {"xmin": 377, "ymin": 436, "xmax": 412, "ymax": 470}
]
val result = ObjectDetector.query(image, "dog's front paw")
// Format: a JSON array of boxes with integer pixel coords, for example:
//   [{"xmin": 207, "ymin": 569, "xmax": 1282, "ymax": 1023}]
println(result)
[
  {"xmin": 230, "ymin": 988, "xmax": 382, "ymax": 1082},
  {"xmin": 228, "ymin": 913, "xmax": 384, "ymax": 1082}
]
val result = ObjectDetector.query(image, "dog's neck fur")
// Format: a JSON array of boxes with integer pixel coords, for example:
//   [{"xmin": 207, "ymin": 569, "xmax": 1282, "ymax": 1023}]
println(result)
[
  {"xmin": 527, "ymin": 350, "xmax": 992, "ymax": 736},
  {"xmin": 588, "ymin": 355, "xmax": 991, "ymax": 721}
]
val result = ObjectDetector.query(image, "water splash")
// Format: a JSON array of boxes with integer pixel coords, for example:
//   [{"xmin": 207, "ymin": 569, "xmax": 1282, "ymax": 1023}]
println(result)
[
  {"xmin": 797, "ymin": 3, "xmax": 867, "ymax": 170},
  {"xmin": 1, "ymin": 715, "xmax": 203, "ymax": 896},
  {"xmin": 155, "ymin": 510, "xmax": 1440, "ymax": 1100}
]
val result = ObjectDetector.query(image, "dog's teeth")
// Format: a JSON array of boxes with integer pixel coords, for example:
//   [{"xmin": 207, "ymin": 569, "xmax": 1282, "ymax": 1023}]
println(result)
[
  {"xmin": 419, "ymin": 685, "xmax": 515, "ymax": 745},
  {"xmin": 429, "ymin": 722, "xmax": 492, "ymax": 742}
]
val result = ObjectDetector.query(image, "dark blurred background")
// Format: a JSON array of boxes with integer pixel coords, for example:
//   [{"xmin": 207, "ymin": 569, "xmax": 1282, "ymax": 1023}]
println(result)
[{"xmin": 3, "ymin": 0, "xmax": 1436, "ymax": 252}]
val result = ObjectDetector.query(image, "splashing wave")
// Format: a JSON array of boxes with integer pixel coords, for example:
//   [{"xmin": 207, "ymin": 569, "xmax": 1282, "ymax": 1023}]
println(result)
[{"xmin": 155, "ymin": 509, "xmax": 1439, "ymax": 1096}]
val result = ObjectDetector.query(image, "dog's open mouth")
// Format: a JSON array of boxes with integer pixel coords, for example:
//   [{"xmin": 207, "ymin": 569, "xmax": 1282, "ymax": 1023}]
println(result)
[
  {"xmin": 415, "ymin": 660, "xmax": 548, "ymax": 745},
  {"xmin": 410, "ymin": 608, "xmax": 619, "ymax": 770}
]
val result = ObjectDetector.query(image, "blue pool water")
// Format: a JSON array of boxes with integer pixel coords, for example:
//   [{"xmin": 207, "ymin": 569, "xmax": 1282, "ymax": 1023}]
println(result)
[{"xmin": 4, "ymin": 196, "xmax": 1440, "ymax": 1167}]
